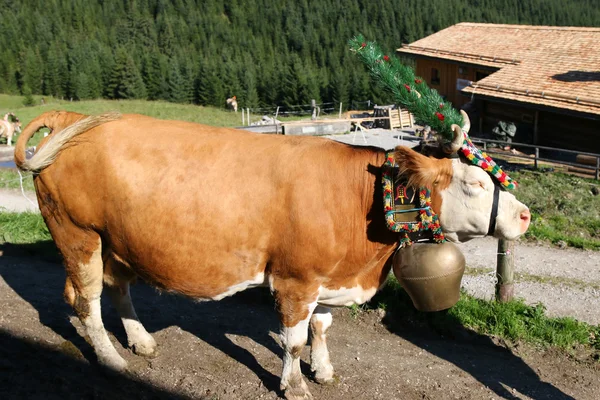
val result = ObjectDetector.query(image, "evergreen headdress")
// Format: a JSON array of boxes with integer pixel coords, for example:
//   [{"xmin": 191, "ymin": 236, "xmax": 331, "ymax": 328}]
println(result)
[{"xmin": 349, "ymin": 34, "xmax": 517, "ymax": 190}]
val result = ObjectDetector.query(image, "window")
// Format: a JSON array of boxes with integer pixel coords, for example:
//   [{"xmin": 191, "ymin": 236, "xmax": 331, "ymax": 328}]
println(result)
[{"xmin": 431, "ymin": 68, "xmax": 440, "ymax": 85}]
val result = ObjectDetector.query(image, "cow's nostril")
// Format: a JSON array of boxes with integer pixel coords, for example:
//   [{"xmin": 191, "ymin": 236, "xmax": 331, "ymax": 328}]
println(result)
[{"xmin": 520, "ymin": 209, "xmax": 531, "ymax": 223}]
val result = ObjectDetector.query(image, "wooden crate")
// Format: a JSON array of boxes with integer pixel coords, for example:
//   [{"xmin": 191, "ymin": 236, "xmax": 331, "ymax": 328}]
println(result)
[{"xmin": 389, "ymin": 109, "xmax": 414, "ymax": 129}]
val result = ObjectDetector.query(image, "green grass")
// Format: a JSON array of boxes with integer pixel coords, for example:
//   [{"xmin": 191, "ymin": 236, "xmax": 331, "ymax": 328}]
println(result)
[
  {"xmin": 0, "ymin": 169, "xmax": 35, "ymax": 191},
  {"xmin": 371, "ymin": 277, "xmax": 600, "ymax": 351},
  {"xmin": 510, "ymin": 170, "xmax": 600, "ymax": 250},
  {"xmin": 0, "ymin": 212, "xmax": 51, "ymax": 244}
]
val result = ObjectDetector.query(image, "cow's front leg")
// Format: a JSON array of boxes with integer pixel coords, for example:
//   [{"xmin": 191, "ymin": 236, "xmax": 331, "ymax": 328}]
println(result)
[
  {"xmin": 275, "ymin": 290, "xmax": 318, "ymax": 400},
  {"xmin": 310, "ymin": 305, "xmax": 336, "ymax": 384}
]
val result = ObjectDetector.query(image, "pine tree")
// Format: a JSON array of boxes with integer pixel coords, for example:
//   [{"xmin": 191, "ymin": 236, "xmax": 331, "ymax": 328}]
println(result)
[
  {"xmin": 166, "ymin": 58, "xmax": 185, "ymax": 103},
  {"xmin": 22, "ymin": 48, "xmax": 44, "ymax": 94},
  {"xmin": 108, "ymin": 48, "xmax": 147, "ymax": 99},
  {"xmin": 142, "ymin": 51, "xmax": 165, "ymax": 100},
  {"xmin": 195, "ymin": 59, "xmax": 211, "ymax": 106}
]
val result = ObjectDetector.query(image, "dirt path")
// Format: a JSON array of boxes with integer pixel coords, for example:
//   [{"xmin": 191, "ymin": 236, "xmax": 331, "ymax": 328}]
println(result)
[
  {"xmin": 458, "ymin": 238, "xmax": 600, "ymax": 325},
  {"xmin": 1, "ymin": 252, "xmax": 599, "ymax": 400},
  {"xmin": 0, "ymin": 188, "xmax": 39, "ymax": 213}
]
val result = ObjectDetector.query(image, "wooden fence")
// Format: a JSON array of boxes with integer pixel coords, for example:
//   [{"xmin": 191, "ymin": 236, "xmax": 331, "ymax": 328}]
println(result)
[{"xmin": 471, "ymin": 138, "xmax": 600, "ymax": 181}]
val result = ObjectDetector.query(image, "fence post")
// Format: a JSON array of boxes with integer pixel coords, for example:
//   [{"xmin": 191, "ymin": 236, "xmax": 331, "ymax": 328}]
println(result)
[
  {"xmin": 535, "ymin": 148, "xmax": 539, "ymax": 170},
  {"xmin": 339, "ymin": 102, "xmax": 342, "ymax": 119},
  {"xmin": 596, "ymin": 157, "xmax": 599, "ymax": 181},
  {"xmin": 242, "ymin": 108, "xmax": 245, "ymax": 125},
  {"xmin": 496, "ymin": 239, "xmax": 515, "ymax": 302}
]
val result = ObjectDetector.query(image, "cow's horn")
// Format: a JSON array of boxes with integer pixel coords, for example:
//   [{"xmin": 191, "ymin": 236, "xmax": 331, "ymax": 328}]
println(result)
[
  {"xmin": 445, "ymin": 110, "xmax": 470, "ymax": 154},
  {"xmin": 460, "ymin": 110, "xmax": 470, "ymax": 134}
]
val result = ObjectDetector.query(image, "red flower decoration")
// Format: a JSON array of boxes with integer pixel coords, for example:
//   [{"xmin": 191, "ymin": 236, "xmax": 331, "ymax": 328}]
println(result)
[
  {"xmin": 481, "ymin": 162, "xmax": 489, "ymax": 169},
  {"xmin": 435, "ymin": 112, "xmax": 445, "ymax": 122},
  {"xmin": 361, "ymin": 42, "xmax": 367, "ymax": 48},
  {"xmin": 403, "ymin": 84, "xmax": 411, "ymax": 92},
  {"xmin": 383, "ymin": 55, "xmax": 390, "ymax": 62},
  {"xmin": 439, "ymin": 103, "xmax": 444, "ymax": 109},
  {"xmin": 415, "ymin": 79, "xmax": 422, "ymax": 84}
]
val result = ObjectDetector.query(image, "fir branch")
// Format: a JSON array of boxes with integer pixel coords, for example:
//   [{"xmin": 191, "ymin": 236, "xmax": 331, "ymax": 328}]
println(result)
[{"xmin": 349, "ymin": 34, "xmax": 464, "ymax": 141}]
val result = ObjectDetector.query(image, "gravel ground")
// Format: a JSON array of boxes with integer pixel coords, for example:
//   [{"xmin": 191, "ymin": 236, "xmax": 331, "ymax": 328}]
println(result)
[
  {"xmin": 0, "ymin": 188, "xmax": 39, "ymax": 213},
  {"xmin": 459, "ymin": 238, "xmax": 600, "ymax": 325}
]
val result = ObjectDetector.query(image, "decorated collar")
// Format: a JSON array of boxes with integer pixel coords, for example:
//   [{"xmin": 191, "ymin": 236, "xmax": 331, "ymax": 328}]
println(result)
[{"xmin": 382, "ymin": 152, "xmax": 445, "ymax": 248}]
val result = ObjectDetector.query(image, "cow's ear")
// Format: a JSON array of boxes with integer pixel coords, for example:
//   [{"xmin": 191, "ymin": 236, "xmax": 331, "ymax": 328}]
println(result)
[{"xmin": 393, "ymin": 146, "xmax": 453, "ymax": 189}]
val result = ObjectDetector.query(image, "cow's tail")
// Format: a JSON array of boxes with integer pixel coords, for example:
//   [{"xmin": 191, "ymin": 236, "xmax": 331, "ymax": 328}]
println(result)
[{"xmin": 14, "ymin": 111, "xmax": 122, "ymax": 173}]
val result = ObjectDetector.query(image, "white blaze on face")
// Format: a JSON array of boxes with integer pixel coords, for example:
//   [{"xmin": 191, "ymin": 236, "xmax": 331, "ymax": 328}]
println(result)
[{"xmin": 439, "ymin": 160, "xmax": 530, "ymax": 242}]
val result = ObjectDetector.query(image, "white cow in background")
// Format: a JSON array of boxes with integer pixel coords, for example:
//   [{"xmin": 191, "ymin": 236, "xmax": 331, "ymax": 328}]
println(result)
[
  {"xmin": 226, "ymin": 96, "xmax": 238, "ymax": 112},
  {"xmin": 0, "ymin": 113, "xmax": 22, "ymax": 146}
]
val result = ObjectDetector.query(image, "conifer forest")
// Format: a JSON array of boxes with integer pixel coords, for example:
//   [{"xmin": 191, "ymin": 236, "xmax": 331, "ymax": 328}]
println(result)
[{"xmin": 1, "ymin": 0, "xmax": 598, "ymax": 109}]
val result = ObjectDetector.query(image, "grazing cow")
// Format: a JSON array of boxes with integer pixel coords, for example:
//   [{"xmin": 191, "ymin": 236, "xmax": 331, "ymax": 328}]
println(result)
[
  {"xmin": 0, "ymin": 113, "xmax": 21, "ymax": 146},
  {"xmin": 226, "ymin": 95, "xmax": 238, "ymax": 112},
  {"xmin": 14, "ymin": 111, "xmax": 530, "ymax": 400}
]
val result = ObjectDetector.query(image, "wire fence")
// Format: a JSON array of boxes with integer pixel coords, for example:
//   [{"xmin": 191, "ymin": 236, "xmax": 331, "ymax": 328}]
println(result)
[
  {"xmin": 240, "ymin": 100, "xmax": 377, "ymax": 124},
  {"xmin": 470, "ymin": 137, "xmax": 600, "ymax": 180}
]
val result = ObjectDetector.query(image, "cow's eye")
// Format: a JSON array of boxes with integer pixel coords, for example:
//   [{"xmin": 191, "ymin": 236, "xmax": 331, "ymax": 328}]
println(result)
[{"xmin": 468, "ymin": 181, "xmax": 485, "ymax": 189}]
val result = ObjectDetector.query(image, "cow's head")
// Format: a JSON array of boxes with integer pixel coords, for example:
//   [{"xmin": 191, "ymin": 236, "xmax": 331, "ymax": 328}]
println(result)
[{"xmin": 394, "ymin": 113, "xmax": 530, "ymax": 243}]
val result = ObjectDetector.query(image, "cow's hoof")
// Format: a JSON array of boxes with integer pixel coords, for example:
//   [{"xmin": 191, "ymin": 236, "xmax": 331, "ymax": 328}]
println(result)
[
  {"xmin": 99, "ymin": 354, "xmax": 128, "ymax": 373},
  {"xmin": 283, "ymin": 377, "xmax": 313, "ymax": 400},
  {"xmin": 131, "ymin": 340, "xmax": 158, "ymax": 358},
  {"xmin": 284, "ymin": 388, "xmax": 314, "ymax": 400},
  {"xmin": 315, "ymin": 373, "xmax": 339, "ymax": 386}
]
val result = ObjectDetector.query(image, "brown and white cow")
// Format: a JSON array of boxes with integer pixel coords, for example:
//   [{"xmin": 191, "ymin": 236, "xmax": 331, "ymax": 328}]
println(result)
[
  {"xmin": 14, "ymin": 111, "xmax": 530, "ymax": 399},
  {"xmin": 226, "ymin": 95, "xmax": 238, "ymax": 112},
  {"xmin": 1, "ymin": 112, "xmax": 21, "ymax": 146}
]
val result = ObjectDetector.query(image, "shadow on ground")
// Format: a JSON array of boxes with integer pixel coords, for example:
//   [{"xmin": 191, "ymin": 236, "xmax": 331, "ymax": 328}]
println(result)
[
  {"xmin": 371, "ymin": 285, "xmax": 575, "ymax": 400},
  {"xmin": 0, "ymin": 329, "xmax": 193, "ymax": 400},
  {"xmin": 0, "ymin": 243, "xmax": 575, "ymax": 399}
]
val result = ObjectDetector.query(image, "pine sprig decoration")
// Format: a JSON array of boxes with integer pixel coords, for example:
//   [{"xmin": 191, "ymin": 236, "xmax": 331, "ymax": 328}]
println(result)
[{"xmin": 349, "ymin": 34, "xmax": 463, "ymax": 141}]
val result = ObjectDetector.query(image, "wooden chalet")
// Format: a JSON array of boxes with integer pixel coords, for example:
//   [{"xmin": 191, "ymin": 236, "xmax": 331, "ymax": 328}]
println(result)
[{"xmin": 397, "ymin": 23, "xmax": 600, "ymax": 153}]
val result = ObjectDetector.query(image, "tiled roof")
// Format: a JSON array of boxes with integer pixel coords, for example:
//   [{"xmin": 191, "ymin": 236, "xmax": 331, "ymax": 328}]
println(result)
[{"xmin": 397, "ymin": 23, "xmax": 600, "ymax": 116}]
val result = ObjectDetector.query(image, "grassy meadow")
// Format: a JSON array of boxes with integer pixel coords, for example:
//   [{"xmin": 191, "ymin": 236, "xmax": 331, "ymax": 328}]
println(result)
[
  {"xmin": 368, "ymin": 277, "xmax": 600, "ymax": 353},
  {"xmin": 510, "ymin": 170, "xmax": 600, "ymax": 250}
]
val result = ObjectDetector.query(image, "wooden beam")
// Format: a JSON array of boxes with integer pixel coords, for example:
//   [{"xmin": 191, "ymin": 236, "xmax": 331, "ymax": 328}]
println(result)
[{"xmin": 496, "ymin": 239, "xmax": 515, "ymax": 302}]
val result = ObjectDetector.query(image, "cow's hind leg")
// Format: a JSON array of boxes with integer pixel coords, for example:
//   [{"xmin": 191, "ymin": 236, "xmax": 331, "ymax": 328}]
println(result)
[
  {"xmin": 274, "ymin": 287, "xmax": 318, "ymax": 400},
  {"xmin": 310, "ymin": 305, "xmax": 336, "ymax": 384},
  {"xmin": 62, "ymin": 236, "xmax": 127, "ymax": 371},
  {"xmin": 104, "ymin": 260, "xmax": 157, "ymax": 357}
]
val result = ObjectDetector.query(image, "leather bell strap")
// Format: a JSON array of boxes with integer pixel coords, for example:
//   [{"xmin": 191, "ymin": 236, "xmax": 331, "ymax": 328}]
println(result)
[{"xmin": 488, "ymin": 184, "xmax": 500, "ymax": 236}]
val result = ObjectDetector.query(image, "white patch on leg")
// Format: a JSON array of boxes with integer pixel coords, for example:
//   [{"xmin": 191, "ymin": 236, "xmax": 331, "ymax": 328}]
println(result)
[
  {"xmin": 78, "ymin": 239, "xmax": 127, "ymax": 370},
  {"xmin": 280, "ymin": 301, "xmax": 318, "ymax": 396},
  {"xmin": 83, "ymin": 297, "xmax": 128, "ymax": 371},
  {"xmin": 108, "ymin": 284, "xmax": 157, "ymax": 356},
  {"xmin": 310, "ymin": 306, "xmax": 334, "ymax": 383}
]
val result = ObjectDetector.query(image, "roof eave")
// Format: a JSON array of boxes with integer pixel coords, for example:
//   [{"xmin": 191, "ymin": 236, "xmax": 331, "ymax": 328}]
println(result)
[
  {"xmin": 462, "ymin": 88, "xmax": 600, "ymax": 119},
  {"xmin": 396, "ymin": 49, "xmax": 502, "ymax": 71}
]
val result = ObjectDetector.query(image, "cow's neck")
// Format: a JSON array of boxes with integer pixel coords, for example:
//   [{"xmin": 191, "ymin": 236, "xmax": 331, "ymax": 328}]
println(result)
[{"xmin": 356, "ymin": 147, "xmax": 401, "ymax": 290}]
